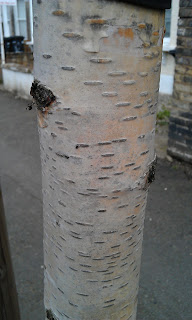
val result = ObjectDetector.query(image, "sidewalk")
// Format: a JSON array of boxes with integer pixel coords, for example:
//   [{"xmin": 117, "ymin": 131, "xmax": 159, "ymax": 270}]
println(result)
[{"xmin": 0, "ymin": 90, "xmax": 192, "ymax": 320}]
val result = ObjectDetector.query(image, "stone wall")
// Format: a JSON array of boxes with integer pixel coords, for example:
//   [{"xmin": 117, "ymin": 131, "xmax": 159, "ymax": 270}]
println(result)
[
  {"xmin": 168, "ymin": 0, "xmax": 192, "ymax": 163},
  {"xmin": 172, "ymin": 0, "xmax": 192, "ymax": 111},
  {"xmin": 168, "ymin": 111, "xmax": 192, "ymax": 163}
]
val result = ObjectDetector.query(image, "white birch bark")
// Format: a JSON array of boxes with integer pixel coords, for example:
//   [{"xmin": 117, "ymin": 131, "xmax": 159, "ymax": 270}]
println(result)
[{"xmin": 32, "ymin": 1, "xmax": 164, "ymax": 319}]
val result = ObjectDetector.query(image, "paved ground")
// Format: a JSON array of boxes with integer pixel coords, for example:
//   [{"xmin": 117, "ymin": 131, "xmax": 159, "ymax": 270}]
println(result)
[{"xmin": 0, "ymin": 90, "xmax": 192, "ymax": 320}]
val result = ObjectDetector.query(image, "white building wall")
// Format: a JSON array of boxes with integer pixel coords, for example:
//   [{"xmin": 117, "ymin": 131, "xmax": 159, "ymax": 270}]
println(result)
[{"xmin": 2, "ymin": 67, "xmax": 33, "ymax": 99}]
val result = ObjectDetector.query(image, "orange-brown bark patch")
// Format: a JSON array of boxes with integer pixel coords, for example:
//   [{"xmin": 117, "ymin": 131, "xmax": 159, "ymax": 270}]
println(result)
[
  {"xmin": 52, "ymin": 10, "xmax": 66, "ymax": 16},
  {"xmin": 152, "ymin": 31, "xmax": 159, "ymax": 36},
  {"xmin": 86, "ymin": 19, "xmax": 107, "ymax": 25},
  {"xmin": 118, "ymin": 28, "xmax": 134, "ymax": 40},
  {"xmin": 138, "ymin": 23, "xmax": 146, "ymax": 29},
  {"xmin": 96, "ymin": 59, "xmax": 111, "ymax": 63}
]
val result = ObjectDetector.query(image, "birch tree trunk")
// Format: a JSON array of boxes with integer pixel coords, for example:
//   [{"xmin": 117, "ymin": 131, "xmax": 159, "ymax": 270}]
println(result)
[{"xmin": 32, "ymin": 1, "xmax": 164, "ymax": 319}]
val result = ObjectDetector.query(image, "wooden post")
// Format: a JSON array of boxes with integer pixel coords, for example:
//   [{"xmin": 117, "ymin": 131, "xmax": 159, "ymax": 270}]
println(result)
[{"xmin": 0, "ymin": 184, "xmax": 20, "ymax": 320}]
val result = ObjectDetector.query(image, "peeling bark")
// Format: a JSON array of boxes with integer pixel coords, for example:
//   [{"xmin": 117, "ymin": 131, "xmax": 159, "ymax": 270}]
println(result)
[{"xmin": 33, "ymin": 1, "xmax": 164, "ymax": 319}]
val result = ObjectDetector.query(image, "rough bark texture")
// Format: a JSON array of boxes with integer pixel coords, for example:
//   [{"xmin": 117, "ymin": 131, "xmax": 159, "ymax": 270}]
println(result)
[{"xmin": 33, "ymin": 1, "xmax": 164, "ymax": 319}]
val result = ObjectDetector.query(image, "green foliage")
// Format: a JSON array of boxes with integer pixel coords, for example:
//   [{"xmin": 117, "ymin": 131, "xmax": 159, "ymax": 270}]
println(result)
[{"xmin": 157, "ymin": 105, "xmax": 170, "ymax": 121}]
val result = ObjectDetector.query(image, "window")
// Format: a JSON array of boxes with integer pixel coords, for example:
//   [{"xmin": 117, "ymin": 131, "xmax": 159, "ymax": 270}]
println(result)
[
  {"xmin": 17, "ymin": 0, "xmax": 27, "ymax": 39},
  {"xmin": 165, "ymin": 8, "xmax": 171, "ymax": 38},
  {"xmin": 2, "ymin": 0, "xmax": 33, "ymax": 42},
  {"xmin": 163, "ymin": 1, "xmax": 179, "ymax": 51}
]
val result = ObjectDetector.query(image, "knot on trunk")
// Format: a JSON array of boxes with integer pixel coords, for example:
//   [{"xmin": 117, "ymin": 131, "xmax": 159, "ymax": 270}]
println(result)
[
  {"xmin": 30, "ymin": 79, "xmax": 56, "ymax": 112},
  {"xmin": 147, "ymin": 156, "xmax": 157, "ymax": 185},
  {"xmin": 46, "ymin": 309, "xmax": 58, "ymax": 320}
]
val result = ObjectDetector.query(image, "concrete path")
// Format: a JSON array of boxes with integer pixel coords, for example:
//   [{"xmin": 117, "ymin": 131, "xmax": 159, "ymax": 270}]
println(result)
[{"xmin": 0, "ymin": 91, "xmax": 192, "ymax": 320}]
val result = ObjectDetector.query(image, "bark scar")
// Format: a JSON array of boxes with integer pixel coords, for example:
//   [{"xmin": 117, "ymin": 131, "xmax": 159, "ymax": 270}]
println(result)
[
  {"xmin": 30, "ymin": 79, "xmax": 56, "ymax": 111},
  {"xmin": 147, "ymin": 156, "xmax": 157, "ymax": 185},
  {"xmin": 46, "ymin": 309, "xmax": 58, "ymax": 320},
  {"xmin": 144, "ymin": 156, "xmax": 157, "ymax": 190},
  {"xmin": 30, "ymin": 79, "xmax": 56, "ymax": 128}
]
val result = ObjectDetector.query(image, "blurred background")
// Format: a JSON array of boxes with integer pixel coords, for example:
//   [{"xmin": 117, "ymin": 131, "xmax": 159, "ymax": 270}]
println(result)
[{"xmin": 0, "ymin": 1, "xmax": 179, "ymax": 96}]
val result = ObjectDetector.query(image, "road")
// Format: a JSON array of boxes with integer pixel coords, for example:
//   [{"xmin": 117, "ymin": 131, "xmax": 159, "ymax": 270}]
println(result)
[{"xmin": 0, "ymin": 90, "xmax": 191, "ymax": 320}]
